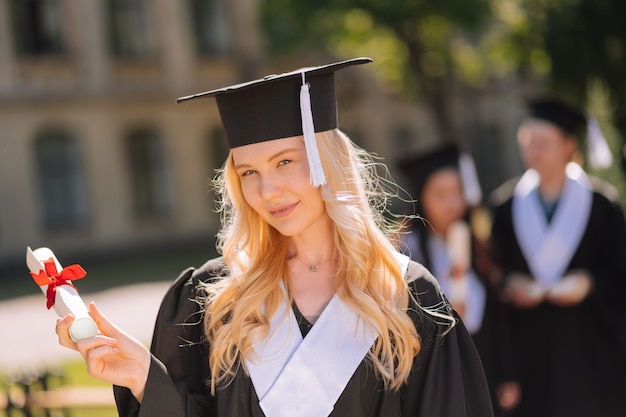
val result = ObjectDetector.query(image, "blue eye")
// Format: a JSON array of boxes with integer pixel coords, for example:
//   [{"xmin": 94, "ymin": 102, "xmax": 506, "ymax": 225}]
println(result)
[
  {"xmin": 241, "ymin": 169, "xmax": 256, "ymax": 177},
  {"xmin": 278, "ymin": 159, "xmax": 292, "ymax": 166}
]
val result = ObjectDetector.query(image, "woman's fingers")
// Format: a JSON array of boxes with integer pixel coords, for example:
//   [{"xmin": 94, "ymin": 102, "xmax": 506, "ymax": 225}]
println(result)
[
  {"xmin": 56, "ymin": 303, "xmax": 151, "ymax": 394},
  {"xmin": 56, "ymin": 314, "xmax": 78, "ymax": 350},
  {"xmin": 75, "ymin": 334, "xmax": 117, "ymax": 354},
  {"xmin": 77, "ymin": 337, "xmax": 119, "ymax": 377},
  {"xmin": 87, "ymin": 302, "xmax": 122, "ymax": 337}
]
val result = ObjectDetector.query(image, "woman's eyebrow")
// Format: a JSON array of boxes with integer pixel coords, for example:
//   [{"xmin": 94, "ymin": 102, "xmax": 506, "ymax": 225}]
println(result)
[{"xmin": 234, "ymin": 148, "xmax": 301, "ymax": 170}]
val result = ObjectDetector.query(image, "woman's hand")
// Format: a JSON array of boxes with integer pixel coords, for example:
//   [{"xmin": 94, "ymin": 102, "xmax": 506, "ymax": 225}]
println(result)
[{"xmin": 56, "ymin": 302, "xmax": 151, "ymax": 402}]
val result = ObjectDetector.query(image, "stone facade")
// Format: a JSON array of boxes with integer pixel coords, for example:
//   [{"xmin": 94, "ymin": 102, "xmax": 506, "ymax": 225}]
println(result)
[{"xmin": 0, "ymin": 0, "xmax": 525, "ymax": 267}]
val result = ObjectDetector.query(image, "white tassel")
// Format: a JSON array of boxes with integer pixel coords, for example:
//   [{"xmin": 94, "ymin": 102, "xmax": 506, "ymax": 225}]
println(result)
[
  {"xmin": 458, "ymin": 153, "xmax": 482, "ymax": 206},
  {"xmin": 300, "ymin": 72, "xmax": 326, "ymax": 187},
  {"xmin": 587, "ymin": 117, "xmax": 613, "ymax": 169}
]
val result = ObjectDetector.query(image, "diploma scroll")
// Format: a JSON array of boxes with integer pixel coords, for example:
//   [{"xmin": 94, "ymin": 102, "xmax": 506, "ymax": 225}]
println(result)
[
  {"xmin": 26, "ymin": 246, "xmax": 99, "ymax": 342},
  {"xmin": 447, "ymin": 221, "xmax": 471, "ymax": 305}
]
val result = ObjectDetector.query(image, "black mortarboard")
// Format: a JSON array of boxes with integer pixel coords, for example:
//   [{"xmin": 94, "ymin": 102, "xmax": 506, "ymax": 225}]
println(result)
[
  {"xmin": 177, "ymin": 57, "xmax": 372, "ymax": 148},
  {"xmin": 176, "ymin": 57, "xmax": 372, "ymax": 187},
  {"xmin": 397, "ymin": 143, "xmax": 482, "ymax": 206},
  {"xmin": 527, "ymin": 97, "xmax": 587, "ymax": 136}
]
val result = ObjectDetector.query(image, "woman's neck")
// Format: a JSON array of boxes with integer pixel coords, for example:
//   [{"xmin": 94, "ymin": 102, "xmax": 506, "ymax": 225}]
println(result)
[
  {"xmin": 286, "ymin": 217, "xmax": 335, "ymax": 268},
  {"xmin": 286, "ymin": 217, "xmax": 337, "ymax": 318}
]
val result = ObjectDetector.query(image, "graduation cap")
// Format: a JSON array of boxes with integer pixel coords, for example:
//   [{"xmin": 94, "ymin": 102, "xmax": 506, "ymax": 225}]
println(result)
[
  {"xmin": 177, "ymin": 57, "xmax": 373, "ymax": 186},
  {"xmin": 397, "ymin": 143, "xmax": 482, "ymax": 207},
  {"xmin": 527, "ymin": 97, "xmax": 613, "ymax": 169}
]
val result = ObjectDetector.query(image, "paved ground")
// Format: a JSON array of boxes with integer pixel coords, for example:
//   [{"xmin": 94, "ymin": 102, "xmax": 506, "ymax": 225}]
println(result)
[{"xmin": 0, "ymin": 281, "xmax": 171, "ymax": 378}]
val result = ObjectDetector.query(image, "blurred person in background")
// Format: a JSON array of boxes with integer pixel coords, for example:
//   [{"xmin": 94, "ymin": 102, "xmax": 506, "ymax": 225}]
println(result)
[
  {"xmin": 489, "ymin": 97, "xmax": 626, "ymax": 417},
  {"xmin": 398, "ymin": 143, "xmax": 520, "ymax": 416}
]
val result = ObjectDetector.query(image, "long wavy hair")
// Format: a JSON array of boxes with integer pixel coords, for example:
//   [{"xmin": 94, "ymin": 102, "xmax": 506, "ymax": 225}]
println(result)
[{"xmin": 204, "ymin": 129, "xmax": 421, "ymax": 393}]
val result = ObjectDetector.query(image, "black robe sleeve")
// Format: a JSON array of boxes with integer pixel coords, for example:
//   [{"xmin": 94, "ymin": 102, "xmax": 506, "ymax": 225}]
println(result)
[
  {"xmin": 400, "ymin": 261, "xmax": 494, "ymax": 417},
  {"xmin": 114, "ymin": 258, "xmax": 225, "ymax": 417},
  {"xmin": 114, "ymin": 258, "xmax": 494, "ymax": 417}
]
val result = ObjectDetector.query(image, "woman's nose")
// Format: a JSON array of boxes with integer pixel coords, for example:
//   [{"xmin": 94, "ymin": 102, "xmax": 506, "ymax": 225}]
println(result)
[{"xmin": 259, "ymin": 174, "xmax": 283, "ymax": 200}]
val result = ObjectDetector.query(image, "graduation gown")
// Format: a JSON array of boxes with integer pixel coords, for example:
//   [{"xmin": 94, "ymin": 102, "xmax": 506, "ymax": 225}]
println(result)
[
  {"xmin": 113, "ymin": 257, "xmax": 494, "ymax": 417},
  {"xmin": 403, "ymin": 227, "xmax": 518, "ymax": 417},
  {"xmin": 490, "ymin": 170, "xmax": 626, "ymax": 417}
]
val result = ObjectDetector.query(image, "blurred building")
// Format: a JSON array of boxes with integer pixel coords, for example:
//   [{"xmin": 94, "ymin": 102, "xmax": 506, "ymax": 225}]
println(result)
[
  {"xmin": 0, "ymin": 0, "xmax": 526, "ymax": 268},
  {"xmin": 0, "ymin": 0, "xmax": 260, "ymax": 266}
]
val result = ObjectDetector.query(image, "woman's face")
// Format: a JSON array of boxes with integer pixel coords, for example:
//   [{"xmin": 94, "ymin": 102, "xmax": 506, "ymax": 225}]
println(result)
[
  {"xmin": 420, "ymin": 168, "xmax": 466, "ymax": 234},
  {"xmin": 232, "ymin": 136, "xmax": 328, "ymax": 237},
  {"xmin": 517, "ymin": 121, "xmax": 576, "ymax": 176}
]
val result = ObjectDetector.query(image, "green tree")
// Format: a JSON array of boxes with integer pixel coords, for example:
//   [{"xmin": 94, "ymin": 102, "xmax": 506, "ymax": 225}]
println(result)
[{"xmin": 260, "ymin": 0, "xmax": 492, "ymax": 137}]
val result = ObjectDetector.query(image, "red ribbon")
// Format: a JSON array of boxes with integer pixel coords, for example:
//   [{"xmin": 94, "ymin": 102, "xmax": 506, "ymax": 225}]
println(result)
[{"xmin": 30, "ymin": 257, "xmax": 87, "ymax": 309}]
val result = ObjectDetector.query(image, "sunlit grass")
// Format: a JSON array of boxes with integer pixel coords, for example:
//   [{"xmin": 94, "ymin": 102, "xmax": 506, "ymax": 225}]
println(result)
[{"xmin": 58, "ymin": 360, "xmax": 117, "ymax": 417}]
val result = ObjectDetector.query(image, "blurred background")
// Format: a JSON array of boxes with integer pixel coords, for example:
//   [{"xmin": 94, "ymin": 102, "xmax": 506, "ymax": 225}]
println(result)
[{"xmin": 1, "ymin": 0, "xmax": 625, "ymax": 415}]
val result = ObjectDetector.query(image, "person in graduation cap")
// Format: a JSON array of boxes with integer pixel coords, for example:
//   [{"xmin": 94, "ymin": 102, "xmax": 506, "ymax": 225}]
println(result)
[
  {"xmin": 489, "ymin": 96, "xmax": 626, "ymax": 417},
  {"xmin": 55, "ymin": 57, "xmax": 494, "ymax": 417},
  {"xmin": 397, "ymin": 144, "xmax": 520, "ymax": 416}
]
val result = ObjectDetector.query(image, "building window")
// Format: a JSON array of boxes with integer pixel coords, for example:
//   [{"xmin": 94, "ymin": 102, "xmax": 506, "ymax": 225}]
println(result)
[
  {"xmin": 34, "ymin": 132, "xmax": 89, "ymax": 230},
  {"xmin": 125, "ymin": 129, "xmax": 172, "ymax": 219},
  {"xmin": 188, "ymin": 0, "xmax": 229, "ymax": 56},
  {"xmin": 10, "ymin": 0, "xmax": 64, "ymax": 56},
  {"xmin": 107, "ymin": 0, "xmax": 154, "ymax": 57}
]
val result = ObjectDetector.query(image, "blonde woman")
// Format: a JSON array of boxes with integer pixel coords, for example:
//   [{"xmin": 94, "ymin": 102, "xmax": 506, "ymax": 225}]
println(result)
[{"xmin": 56, "ymin": 58, "xmax": 493, "ymax": 417}]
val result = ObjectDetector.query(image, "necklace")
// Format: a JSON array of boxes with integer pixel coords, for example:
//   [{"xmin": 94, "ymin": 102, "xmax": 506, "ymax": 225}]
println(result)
[{"xmin": 290, "ymin": 256, "xmax": 333, "ymax": 273}]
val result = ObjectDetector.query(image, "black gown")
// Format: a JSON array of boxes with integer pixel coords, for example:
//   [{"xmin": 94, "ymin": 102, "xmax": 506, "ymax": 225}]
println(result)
[
  {"xmin": 490, "ymin": 178, "xmax": 626, "ymax": 417},
  {"xmin": 403, "ymin": 227, "xmax": 518, "ymax": 417},
  {"xmin": 113, "ymin": 257, "xmax": 494, "ymax": 417}
]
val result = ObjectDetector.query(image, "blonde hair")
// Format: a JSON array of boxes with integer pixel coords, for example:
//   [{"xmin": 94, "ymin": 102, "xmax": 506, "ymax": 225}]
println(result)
[{"xmin": 204, "ymin": 129, "xmax": 421, "ymax": 393}]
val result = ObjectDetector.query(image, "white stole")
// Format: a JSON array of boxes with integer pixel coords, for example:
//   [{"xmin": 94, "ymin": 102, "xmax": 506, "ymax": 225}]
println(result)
[
  {"xmin": 512, "ymin": 162, "xmax": 592, "ymax": 287},
  {"xmin": 246, "ymin": 253, "xmax": 410, "ymax": 417}
]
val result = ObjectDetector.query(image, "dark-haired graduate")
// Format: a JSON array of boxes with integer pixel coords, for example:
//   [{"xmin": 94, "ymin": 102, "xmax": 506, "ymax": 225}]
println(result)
[
  {"xmin": 55, "ymin": 58, "xmax": 493, "ymax": 417},
  {"xmin": 490, "ymin": 97, "xmax": 626, "ymax": 417},
  {"xmin": 397, "ymin": 144, "xmax": 520, "ymax": 416}
]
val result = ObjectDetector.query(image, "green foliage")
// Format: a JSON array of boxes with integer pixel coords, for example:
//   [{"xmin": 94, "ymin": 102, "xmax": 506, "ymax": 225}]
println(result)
[
  {"xmin": 260, "ymin": 0, "xmax": 492, "ymax": 94},
  {"xmin": 586, "ymin": 80, "xmax": 626, "ymax": 208},
  {"xmin": 261, "ymin": 0, "xmax": 626, "ymax": 104},
  {"xmin": 492, "ymin": 0, "xmax": 626, "ymax": 113}
]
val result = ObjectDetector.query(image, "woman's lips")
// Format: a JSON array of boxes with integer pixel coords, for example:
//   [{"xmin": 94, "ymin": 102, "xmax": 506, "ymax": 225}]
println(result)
[{"xmin": 269, "ymin": 202, "xmax": 299, "ymax": 218}]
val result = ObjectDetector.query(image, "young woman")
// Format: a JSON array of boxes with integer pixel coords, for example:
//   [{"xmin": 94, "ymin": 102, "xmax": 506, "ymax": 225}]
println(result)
[
  {"xmin": 490, "ymin": 97, "xmax": 626, "ymax": 417},
  {"xmin": 398, "ymin": 145, "xmax": 520, "ymax": 416},
  {"xmin": 55, "ymin": 58, "xmax": 493, "ymax": 417}
]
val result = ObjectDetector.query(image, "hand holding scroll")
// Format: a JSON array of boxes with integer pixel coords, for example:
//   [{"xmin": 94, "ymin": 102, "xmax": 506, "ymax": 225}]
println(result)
[{"xmin": 56, "ymin": 302, "xmax": 151, "ymax": 402}]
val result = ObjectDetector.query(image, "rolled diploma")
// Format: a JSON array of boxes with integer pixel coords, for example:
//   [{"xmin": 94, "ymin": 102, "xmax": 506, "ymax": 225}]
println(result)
[
  {"xmin": 26, "ymin": 246, "xmax": 99, "ymax": 342},
  {"xmin": 446, "ymin": 221, "xmax": 471, "ymax": 303}
]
